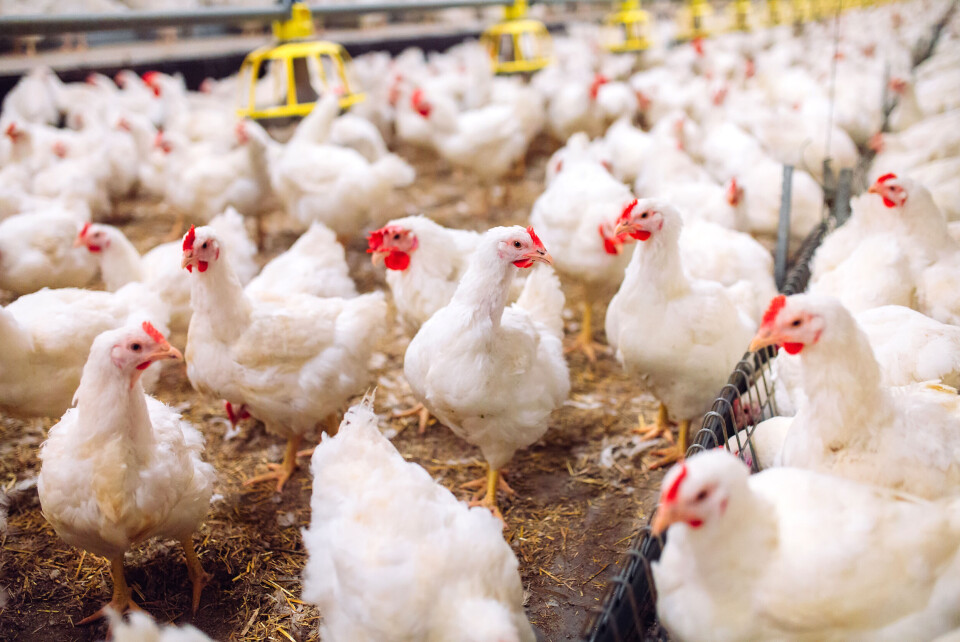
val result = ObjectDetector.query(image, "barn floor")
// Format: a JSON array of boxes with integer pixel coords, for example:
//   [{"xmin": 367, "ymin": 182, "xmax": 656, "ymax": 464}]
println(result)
[{"xmin": 0, "ymin": 134, "xmax": 670, "ymax": 641}]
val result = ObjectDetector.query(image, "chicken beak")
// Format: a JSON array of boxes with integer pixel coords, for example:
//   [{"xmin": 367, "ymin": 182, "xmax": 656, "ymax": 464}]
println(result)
[
  {"xmin": 181, "ymin": 252, "xmax": 194, "ymax": 270},
  {"xmin": 149, "ymin": 344, "xmax": 183, "ymax": 362},
  {"xmin": 867, "ymin": 183, "xmax": 882, "ymax": 196},
  {"xmin": 650, "ymin": 504, "xmax": 675, "ymax": 537},
  {"xmin": 370, "ymin": 250, "xmax": 386, "ymax": 266},
  {"xmin": 73, "ymin": 233, "xmax": 85, "ymax": 248},
  {"xmin": 614, "ymin": 220, "xmax": 637, "ymax": 238},
  {"xmin": 525, "ymin": 249, "xmax": 553, "ymax": 266},
  {"xmin": 748, "ymin": 326, "xmax": 778, "ymax": 352}
]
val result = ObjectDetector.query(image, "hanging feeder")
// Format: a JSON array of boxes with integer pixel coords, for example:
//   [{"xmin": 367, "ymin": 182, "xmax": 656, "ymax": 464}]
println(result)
[
  {"xmin": 603, "ymin": 0, "xmax": 652, "ymax": 53},
  {"xmin": 481, "ymin": 0, "xmax": 553, "ymax": 75},
  {"xmin": 237, "ymin": 2, "xmax": 364, "ymax": 121},
  {"xmin": 677, "ymin": 0, "xmax": 714, "ymax": 41},
  {"xmin": 766, "ymin": 0, "xmax": 786, "ymax": 25},
  {"xmin": 729, "ymin": 0, "xmax": 753, "ymax": 30}
]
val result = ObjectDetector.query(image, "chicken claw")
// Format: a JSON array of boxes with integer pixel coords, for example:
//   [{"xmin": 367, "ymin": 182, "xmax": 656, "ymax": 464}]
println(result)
[
  {"xmin": 76, "ymin": 557, "xmax": 142, "ymax": 626},
  {"xmin": 180, "ymin": 537, "xmax": 211, "ymax": 614},
  {"xmin": 564, "ymin": 302, "xmax": 607, "ymax": 363},
  {"xmin": 463, "ymin": 467, "xmax": 514, "ymax": 524},
  {"xmin": 244, "ymin": 436, "xmax": 302, "ymax": 492},
  {"xmin": 634, "ymin": 404, "xmax": 672, "ymax": 441},
  {"xmin": 393, "ymin": 402, "xmax": 432, "ymax": 435},
  {"xmin": 646, "ymin": 420, "xmax": 690, "ymax": 471}
]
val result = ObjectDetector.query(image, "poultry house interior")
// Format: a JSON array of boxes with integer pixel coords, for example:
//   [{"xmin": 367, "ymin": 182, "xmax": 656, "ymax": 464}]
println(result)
[{"xmin": 1, "ymin": 0, "xmax": 959, "ymax": 641}]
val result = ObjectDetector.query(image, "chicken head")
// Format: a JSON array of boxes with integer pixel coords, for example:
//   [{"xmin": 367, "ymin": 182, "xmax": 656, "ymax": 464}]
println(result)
[
  {"xmin": 108, "ymin": 321, "xmax": 182, "ymax": 388},
  {"xmin": 651, "ymin": 452, "xmax": 748, "ymax": 536},
  {"xmin": 868, "ymin": 173, "xmax": 907, "ymax": 208},
  {"xmin": 749, "ymin": 294, "xmax": 827, "ymax": 355},
  {"xmin": 614, "ymin": 198, "xmax": 665, "ymax": 241},
  {"xmin": 75, "ymin": 222, "xmax": 109, "ymax": 253},
  {"xmin": 367, "ymin": 224, "xmax": 419, "ymax": 270},
  {"xmin": 497, "ymin": 226, "xmax": 552, "ymax": 268},
  {"xmin": 181, "ymin": 225, "xmax": 220, "ymax": 273}
]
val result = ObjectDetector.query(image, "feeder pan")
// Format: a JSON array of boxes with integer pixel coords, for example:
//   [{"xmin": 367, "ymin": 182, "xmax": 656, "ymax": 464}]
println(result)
[
  {"xmin": 729, "ymin": 0, "xmax": 753, "ymax": 30},
  {"xmin": 237, "ymin": 2, "xmax": 364, "ymax": 121},
  {"xmin": 481, "ymin": 0, "xmax": 553, "ymax": 75},
  {"xmin": 603, "ymin": 0, "xmax": 652, "ymax": 53},
  {"xmin": 677, "ymin": 0, "xmax": 714, "ymax": 41}
]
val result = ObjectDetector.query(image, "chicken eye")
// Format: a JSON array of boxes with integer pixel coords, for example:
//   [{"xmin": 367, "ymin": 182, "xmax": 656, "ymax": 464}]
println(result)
[
  {"xmin": 514, "ymin": 241, "xmax": 522, "ymax": 248},
  {"xmin": 695, "ymin": 489, "xmax": 709, "ymax": 501},
  {"xmin": 394, "ymin": 233, "xmax": 401, "ymax": 239},
  {"xmin": 791, "ymin": 319, "xmax": 802, "ymax": 327},
  {"xmin": 131, "ymin": 343, "xmax": 141, "ymax": 352},
  {"xmin": 641, "ymin": 212, "xmax": 649, "ymax": 219},
  {"xmin": 201, "ymin": 241, "xmax": 208, "ymax": 249}
]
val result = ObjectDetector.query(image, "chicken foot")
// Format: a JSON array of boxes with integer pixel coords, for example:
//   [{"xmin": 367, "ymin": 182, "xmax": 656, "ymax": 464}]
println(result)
[
  {"xmin": 648, "ymin": 420, "xmax": 690, "ymax": 470},
  {"xmin": 180, "ymin": 536, "xmax": 211, "ymax": 614},
  {"xmin": 463, "ymin": 466, "xmax": 515, "ymax": 522},
  {"xmin": 393, "ymin": 402, "xmax": 433, "ymax": 435},
  {"xmin": 634, "ymin": 404, "xmax": 671, "ymax": 441},
  {"xmin": 565, "ymin": 301, "xmax": 607, "ymax": 363},
  {"xmin": 244, "ymin": 435, "xmax": 303, "ymax": 492},
  {"xmin": 76, "ymin": 556, "xmax": 142, "ymax": 626}
]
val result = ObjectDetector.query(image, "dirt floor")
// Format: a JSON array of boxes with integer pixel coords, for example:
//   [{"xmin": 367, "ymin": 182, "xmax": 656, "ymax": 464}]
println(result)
[{"xmin": 0, "ymin": 133, "xmax": 671, "ymax": 641}]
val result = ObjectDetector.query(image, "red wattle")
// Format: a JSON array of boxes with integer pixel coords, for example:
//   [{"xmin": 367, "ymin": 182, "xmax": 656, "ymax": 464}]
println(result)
[
  {"xmin": 513, "ymin": 259, "xmax": 534, "ymax": 268},
  {"xmin": 185, "ymin": 264, "xmax": 193, "ymax": 273},
  {"xmin": 602, "ymin": 238, "xmax": 620, "ymax": 255},
  {"xmin": 881, "ymin": 196, "xmax": 896, "ymax": 208},
  {"xmin": 88, "ymin": 245, "xmax": 102, "ymax": 253},
  {"xmin": 384, "ymin": 251, "xmax": 410, "ymax": 271},
  {"xmin": 197, "ymin": 261, "xmax": 208, "ymax": 273},
  {"xmin": 781, "ymin": 342, "xmax": 804, "ymax": 355},
  {"xmin": 631, "ymin": 230, "xmax": 651, "ymax": 241},
  {"xmin": 688, "ymin": 519, "xmax": 704, "ymax": 528},
  {"xmin": 136, "ymin": 361, "xmax": 152, "ymax": 370}
]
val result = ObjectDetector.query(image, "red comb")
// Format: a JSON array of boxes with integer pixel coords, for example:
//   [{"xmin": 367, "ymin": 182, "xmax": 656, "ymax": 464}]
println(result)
[
  {"xmin": 142, "ymin": 321, "xmax": 168, "ymax": 347},
  {"xmin": 5, "ymin": 122, "xmax": 18, "ymax": 137},
  {"xmin": 526, "ymin": 226, "xmax": 545, "ymax": 250},
  {"xmin": 79, "ymin": 222, "xmax": 91, "ymax": 238},
  {"xmin": 692, "ymin": 38, "xmax": 704, "ymax": 56},
  {"xmin": 876, "ymin": 173, "xmax": 897, "ymax": 184},
  {"xmin": 183, "ymin": 225, "xmax": 196, "ymax": 252},
  {"xmin": 761, "ymin": 295, "xmax": 787, "ymax": 327},
  {"xmin": 617, "ymin": 199, "xmax": 638, "ymax": 225},
  {"xmin": 142, "ymin": 70, "xmax": 160, "ymax": 83},
  {"xmin": 366, "ymin": 228, "xmax": 386, "ymax": 252},
  {"xmin": 663, "ymin": 462, "xmax": 688, "ymax": 503},
  {"xmin": 589, "ymin": 74, "xmax": 608, "ymax": 100}
]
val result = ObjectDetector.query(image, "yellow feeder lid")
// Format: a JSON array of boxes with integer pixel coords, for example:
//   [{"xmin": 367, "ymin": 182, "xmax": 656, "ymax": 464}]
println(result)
[
  {"xmin": 482, "ymin": 0, "xmax": 553, "ymax": 75},
  {"xmin": 677, "ymin": 0, "xmax": 714, "ymax": 41},
  {"xmin": 729, "ymin": 0, "xmax": 753, "ymax": 31},
  {"xmin": 237, "ymin": 3, "xmax": 365, "ymax": 120},
  {"xmin": 604, "ymin": 0, "xmax": 652, "ymax": 52}
]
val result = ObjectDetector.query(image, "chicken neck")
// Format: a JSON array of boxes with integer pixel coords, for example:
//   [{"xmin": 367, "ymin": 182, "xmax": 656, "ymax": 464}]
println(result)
[
  {"xmin": 188, "ymin": 253, "xmax": 252, "ymax": 341},
  {"xmin": 450, "ymin": 237, "xmax": 517, "ymax": 326},
  {"xmin": 620, "ymin": 215, "xmax": 690, "ymax": 301},
  {"xmin": 74, "ymin": 359, "xmax": 155, "ymax": 450},
  {"xmin": 98, "ymin": 231, "xmax": 145, "ymax": 291}
]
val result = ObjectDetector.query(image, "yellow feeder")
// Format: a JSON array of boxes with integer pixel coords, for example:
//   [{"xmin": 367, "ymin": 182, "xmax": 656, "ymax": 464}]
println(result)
[
  {"xmin": 237, "ymin": 2, "xmax": 365, "ymax": 121},
  {"xmin": 481, "ymin": 0, "xmax": 553, "ymax": 75},
  {"xmin": 677, "ymin": 0, "xmax": 714, "ymax": 41},
  {"xmin": 603, "ymin": 0, "xmax": 652, "ymax": 53},
  {"xmin": 791, "ymin": 0, "xmax": 813, "ymax": 22},
  {"xmin": 766, "ymin": 0, "xmax": 786, "ymax": 25},
  {"xmin": 729, "ymin": 0, "xmax": 753, "ymax": 30}
]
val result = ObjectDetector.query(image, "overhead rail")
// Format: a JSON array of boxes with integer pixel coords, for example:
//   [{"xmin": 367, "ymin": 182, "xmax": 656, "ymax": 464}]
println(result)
[{"xmin": 0, "ymin": 0, "xmax": 602, "ymax": 36}]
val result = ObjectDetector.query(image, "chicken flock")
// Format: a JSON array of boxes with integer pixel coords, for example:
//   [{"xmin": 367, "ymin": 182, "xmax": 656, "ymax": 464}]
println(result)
[{"xmin": 1, "ymin": 0, "xmax": 960, "ymax": 640}]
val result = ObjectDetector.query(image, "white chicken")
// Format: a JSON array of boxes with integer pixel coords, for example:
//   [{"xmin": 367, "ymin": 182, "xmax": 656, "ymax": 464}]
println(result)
[
  {"xmin": 653, "ymin": 450, "xmax": 960, "ymax": 641},
  {"xmin": 76, "ymin": 207, "xmax": 257, "ymax": 331},
  {"xmin": 109, "ymin": 610, "xmax": 214, "ymax": 642},
  {"xmin": 366, "ymin": 215, "xmax": 479, "ymax": 331},
  {"xmin": 301, "ymin": 396, "xmax": 536, "ymax": 642},
  {"xmin": 750, "ymin": 294, "xmax": 960, "ymax": 499},
  {"xmin": 245, "ymin": 222, "xmax": 356, "ymax": 299},
  {"xmin": 607, "ymin": 199, "xmax": 756, "ymax": 468},
  {"xmin": 528, "ymin": 159, "xmax": 636, "ymax": 360},
  {"xmin": 404, "ymin": 227, "xmax": 569, "ymax": 517},
  {"xmin": 182, "ymin": 225, "xmax": 389, "ymax": 491},
  {"xmin": 38, "ymin": 322, "xmax": 215, "ymax": 622},
  {"xmin": 0, "ymin": 208, "xmax": 97, "ymax": 295},
  {"xmin": 0, "ymin": 284, "xmax": 169, "ymax": 418}
]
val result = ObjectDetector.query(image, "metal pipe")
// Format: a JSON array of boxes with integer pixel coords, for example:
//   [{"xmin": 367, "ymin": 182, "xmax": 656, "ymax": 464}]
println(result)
[
  {"xmin": 774, "ymin": 164, "xmax": 793, "ymax": 291},
  {"xmin": 0, "ymin": 0, "xmax": 600, "ymax": 35}
]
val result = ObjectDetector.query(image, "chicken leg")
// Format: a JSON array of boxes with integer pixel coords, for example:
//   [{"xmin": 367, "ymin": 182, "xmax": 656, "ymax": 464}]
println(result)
[
  {"xmin": 463, "ymin": 465, "xmax": 515, "ymax": 522},
  {"xmin": 648, "ymin": 419, "xmax": 690, "ymax": 470},
  {"xmin": 180, "ymin": 536, "xmax": 211, "ymax": 614},
  {"xmin": 294, "ymin": 415, "xmax": 340, "ymax": 459},
  {"xmin": 634, "ymin": 404, "xmax": 671, "ymax": 441},
  {"xmin": 244, "ymin": 435, "xmax": 303, "ymax": 492},
  {"xmin": 565, "ymin": 301, "xmax": 607, "ymax": 363},
  {"xmin": 393, "ymin": 402, "xmax": 432, "ymax": 435},
  {"xmin": 77, "ymin": 556, "xmax": 141, "ymax": 625}
]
